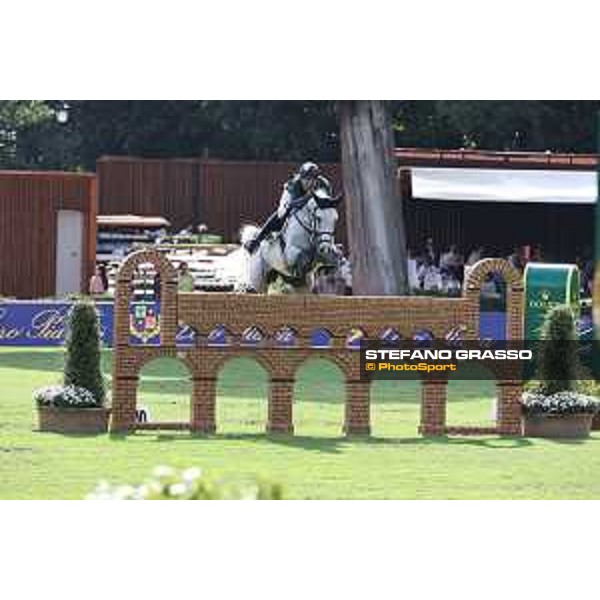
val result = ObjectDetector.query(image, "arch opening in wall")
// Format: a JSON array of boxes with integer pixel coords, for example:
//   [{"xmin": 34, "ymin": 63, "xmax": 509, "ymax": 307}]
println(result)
[
  {"xmin": 128, "ymin": 262, "xmax": 162, "ymax": 346},
  {"xmin": 446, "ymin": 363, "xmax": 498, "ymax": 429},
  {"xmin": 370, "ymin": 371, "xmax": 421, "ymax": 438},
  {"xmin": 293, "ymin": 357, "xmax": 345, "ymax": 437},
  {"xmin": 135, "ymin": 357, "xmax": 192, "ymax": 429},
  {"xmin": 216, "ymin": 357, "xmax": 269, "ymax": 435},
  {"xmin": 478, "ymin": 271, "xmax": 508, "ymax": 341},
  {"xmin": 465, "ymin": 258, "xmax": 522, "ymax": 343}
]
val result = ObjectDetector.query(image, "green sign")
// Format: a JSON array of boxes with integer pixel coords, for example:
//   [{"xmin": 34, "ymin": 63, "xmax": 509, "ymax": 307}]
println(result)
[{"xmin": 524, "ymin": 263, "xmax": 580, "ymax": 341}]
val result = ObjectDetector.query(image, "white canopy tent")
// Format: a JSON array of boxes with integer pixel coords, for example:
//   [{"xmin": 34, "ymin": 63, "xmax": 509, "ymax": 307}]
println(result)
[{"xmin": 410, "ymin": 168, "xmax": 597, "ymax": 204}]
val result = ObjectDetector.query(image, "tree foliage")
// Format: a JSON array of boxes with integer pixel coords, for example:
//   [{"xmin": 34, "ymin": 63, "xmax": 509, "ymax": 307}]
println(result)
[
  {"xmin": 0, "ymin": 101, "xmax": 56, "ymax": 168},
  {"xmin": 67, "ymin": 100, "xmax": 339, "ymax": 169},
  {"xmin": 2, "ymin": 100, "xmax": 600, "ymax": 171},
  {"xmin": 435, "ymin": 101, "xmax": 600, "ymax": 151}
]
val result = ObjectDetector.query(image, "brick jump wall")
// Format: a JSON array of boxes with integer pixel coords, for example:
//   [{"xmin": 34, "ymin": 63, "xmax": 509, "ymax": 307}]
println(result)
[{"xmin": 110, "ymin": 250, "xmax": 524, "ymax": 437}]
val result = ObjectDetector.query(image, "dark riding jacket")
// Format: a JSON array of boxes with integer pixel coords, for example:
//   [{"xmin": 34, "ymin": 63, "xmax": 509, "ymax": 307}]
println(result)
[{"xmin": 253, "ymin": 175, "xmax": 332, "ymax": 245}]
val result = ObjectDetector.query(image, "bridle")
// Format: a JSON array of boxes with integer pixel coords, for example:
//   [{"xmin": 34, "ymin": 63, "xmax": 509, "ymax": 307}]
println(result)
[{"xmin": 290, "ymin": 202, "xmax": 336, "ymax": 248}]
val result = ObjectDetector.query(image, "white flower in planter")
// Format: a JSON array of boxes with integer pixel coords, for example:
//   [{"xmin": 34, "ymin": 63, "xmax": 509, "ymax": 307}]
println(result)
[
  {"xmin": 182, "ymin": 467, "xmax": 202, "ymax": 483},
  {"xmin": 34, "ymin": 384, "xmax": 98, "ymax": 408},
  {"xmin": 168, "ymin": 483, "xmax": 188, "ymax": 497},
  {"xmin": 153, "ymin": 465, "xmax": 175, "ymax": 479}
]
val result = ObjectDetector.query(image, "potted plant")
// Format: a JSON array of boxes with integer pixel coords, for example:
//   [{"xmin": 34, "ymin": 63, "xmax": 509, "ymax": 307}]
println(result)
[
  {"xmin": 521, "ymin": 305, "xmax": 600, "ymax": 438},
  {"xmin": 35, "ymin": 385, "xmax": 109, "ymax": 433},
  {"xmin": 34, "ymin": 301, "xmax": 109, "ymax": 433}
]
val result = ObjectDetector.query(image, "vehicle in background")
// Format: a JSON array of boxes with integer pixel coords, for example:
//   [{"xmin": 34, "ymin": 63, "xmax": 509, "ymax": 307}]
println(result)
[
  {"xmin": 163, "ymin": 244, "xmax": 243, "ymax": 291},
  {"xmin": 96, "ymin": 215, "xmax": 170, "ymax": 263},
  {"xmin": 103, "ymin": 244, "xmax": 244, "ymax": 295},
  {"xmin": 97, "ymin": 215, "xmax": 247, "ymax": 294}
]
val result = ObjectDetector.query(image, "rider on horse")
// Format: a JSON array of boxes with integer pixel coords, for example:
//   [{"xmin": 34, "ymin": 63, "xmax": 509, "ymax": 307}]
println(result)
[{"xmin": 243, "ymin": 161, "xmax": 332, "ymax": 254}]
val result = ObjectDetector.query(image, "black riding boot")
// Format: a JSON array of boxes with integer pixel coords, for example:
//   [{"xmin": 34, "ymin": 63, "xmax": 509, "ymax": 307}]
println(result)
[{"xmin": 244, "ymin": 212, "xmax": 284, "ymax": 253}]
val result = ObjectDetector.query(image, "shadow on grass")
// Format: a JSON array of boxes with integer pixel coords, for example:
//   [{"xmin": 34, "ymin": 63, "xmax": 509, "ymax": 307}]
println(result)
[
  {"xmin": 43, "ymin": 432, "xmax": 111, "ymax": 439},
  {"xmin": 101, "ymin": 429, "xmax": 600, "ymax": 453},
  {"xmin": 104, "ymin": 430, "xmax": 535, "ymax": 454},
  {"xmin": 377, "ymin": 435, "xmax": 534, "ymax": 449},
  {"xmin": 0, "ymin": 446, "xmax": 35, "ymax": 453},
  {"xmin": 533, "ymin": 436, "xmax": 600, "ymax": 446}
]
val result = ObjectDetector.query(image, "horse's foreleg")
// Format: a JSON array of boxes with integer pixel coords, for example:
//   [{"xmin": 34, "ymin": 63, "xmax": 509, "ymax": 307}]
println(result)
[{"xmin": 248, "ymin": 252, "xmax": 267, "ymax": 293}]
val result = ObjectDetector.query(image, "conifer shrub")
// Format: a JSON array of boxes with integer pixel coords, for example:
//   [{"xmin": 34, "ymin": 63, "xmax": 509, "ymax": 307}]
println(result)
[
  {"xmin": 522, "ymin": 305, "xmax": 599, "ymax": 416},
  {"xmin": 63, "ymin": 301, "xmax": 106, "ymax": 405}
]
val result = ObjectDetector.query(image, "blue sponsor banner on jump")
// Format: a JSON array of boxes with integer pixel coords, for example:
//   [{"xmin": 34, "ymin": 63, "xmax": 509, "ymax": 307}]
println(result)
[
  {"xmin": 0, "ymin": 300, "xmax": 199, "ymax": 347},
  {"xmin": 1, "ymin": 302, "xmax": 545, "ymax": 348},
  {"xmin": 0, "ymin": 301, "xmax": 115, "ymax": 346}
]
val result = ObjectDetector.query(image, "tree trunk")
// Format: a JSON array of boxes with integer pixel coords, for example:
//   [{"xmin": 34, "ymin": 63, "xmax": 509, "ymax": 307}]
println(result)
[{"xmin": 339, "ymin": 100, "xmax": 408, "ymax": 295}]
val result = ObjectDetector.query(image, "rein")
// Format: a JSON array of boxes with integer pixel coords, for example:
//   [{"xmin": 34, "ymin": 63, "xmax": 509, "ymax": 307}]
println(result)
[{"xmin": 291, "ymin": 206, "xmax": 335, "ymax": 242}]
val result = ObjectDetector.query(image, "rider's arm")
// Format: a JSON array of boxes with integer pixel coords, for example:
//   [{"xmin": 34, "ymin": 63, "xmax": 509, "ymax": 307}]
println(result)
[
  {"xmin": 277, "ymin": 180, "xmax": 314, "ymax": 218},
  {"xmin": 276, "ymin": 186, "xmax": 293, "ymax": 218}
]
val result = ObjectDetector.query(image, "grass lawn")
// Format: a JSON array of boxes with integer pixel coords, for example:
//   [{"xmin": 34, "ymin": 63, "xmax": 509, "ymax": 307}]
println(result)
[{"xmin": 1, "ymin": 347, "xmax": 600, "ymax": 499}]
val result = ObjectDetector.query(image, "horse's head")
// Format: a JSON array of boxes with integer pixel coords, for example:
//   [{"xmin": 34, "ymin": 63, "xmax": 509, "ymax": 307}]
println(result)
[{"xmin": 308, "ymin": 189, "xmax": 342, "ymax": 265}]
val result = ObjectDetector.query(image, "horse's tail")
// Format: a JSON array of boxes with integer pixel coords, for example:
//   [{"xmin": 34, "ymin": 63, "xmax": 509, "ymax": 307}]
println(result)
[
  {"xmin": 233, "ymin": 224, "xmax": 264, "ymax": 292},
  {"xmin": 239, "ymin": 223, "xmax": 260, "ymax": 247}
]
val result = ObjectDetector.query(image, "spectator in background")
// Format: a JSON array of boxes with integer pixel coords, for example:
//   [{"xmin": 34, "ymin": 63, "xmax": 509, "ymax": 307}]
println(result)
[
  {"xmin": 407, "ymin": 248, "xmax": 420, "ymax": 291},
  {"xmin": 421, "ymin": 263, "xmax": 443, "ymax": 293},
  {"xmin": 98, "ymin": 264, "xmax": 109, "ymax": 293},
  {"xmin": 464, "ymin": 245, "xmax": 484, "ymax": 280},
  {"xmin": 579, "ymin": 255, "xmax": 594, "ymax": 298},
  {"xmin": 466, "ymin": 245, "xmax": 485, "ymax": 267},
  {"xmin": 422, "ymin": 237, "xmax": 436, "ymax": 266},
  {"xmin": 439, "ymin": 244, "xmax": 464, "ymax": 282},
  {"xmin": 177, "ymin": 262, "xmax": 195, "ymax": 292},
  {"xmin": 442, "ymin": 272, "xmax": 461, "ymax": 296},
  {"xmin": 507, "ymin": 246, "xmax": 523, "ymax": 271},
  {"xmin": 89, "ymin": 265, "xmax": 107, "ymax": 296}
]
